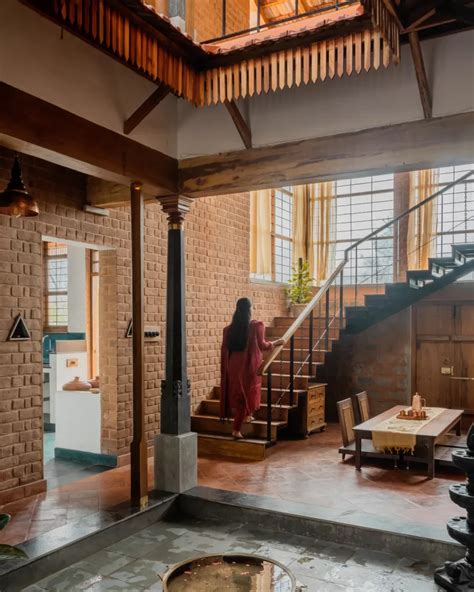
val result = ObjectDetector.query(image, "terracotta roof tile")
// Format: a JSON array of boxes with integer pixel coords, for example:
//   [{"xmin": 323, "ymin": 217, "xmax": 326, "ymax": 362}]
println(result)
[{"xmin": 203, "ymin": 4, "xmax": 365, "ymax": 54}]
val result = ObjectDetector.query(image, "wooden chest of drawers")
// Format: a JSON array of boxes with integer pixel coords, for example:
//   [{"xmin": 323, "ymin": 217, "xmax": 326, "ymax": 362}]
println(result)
[{"xmin": 288, "ymin": 383, "xmax": 327, "ymax": 437}]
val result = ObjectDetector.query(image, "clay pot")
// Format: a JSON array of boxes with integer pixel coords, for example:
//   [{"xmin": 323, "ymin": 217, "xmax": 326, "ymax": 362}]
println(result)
[
  {"xmin": 88, "ymin": 376, "xmax": 100, "ymax": 389},
  {"xmin": 63, "ymin": 377, "xmax": 91, "ymax": 391}
]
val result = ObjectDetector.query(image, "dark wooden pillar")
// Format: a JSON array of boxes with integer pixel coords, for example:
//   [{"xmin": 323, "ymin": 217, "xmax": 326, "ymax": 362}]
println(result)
[
  {"xmin": 130, "ymin": 182, "xmax": 148, "ymax": 507},
  {"xmin": 158, "ymin": 196, "xmax": 193, "ymax": 435}
]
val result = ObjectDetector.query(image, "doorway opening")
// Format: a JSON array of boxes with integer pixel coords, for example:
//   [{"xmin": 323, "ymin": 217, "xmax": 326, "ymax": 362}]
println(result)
[{"xmin": 42, "ymin": 238, "xmax": 111, "ymax": 488}]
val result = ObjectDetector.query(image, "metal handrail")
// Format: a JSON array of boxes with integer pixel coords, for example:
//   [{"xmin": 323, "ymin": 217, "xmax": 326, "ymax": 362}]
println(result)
[
  {"xmin": 259, "ymin": 170, "xmax": 473, "ymax": 377},
  {"xmin": 345, "ymin": 171, "xmax": 473, "ymax": 256},
  {"xmin": 204, "ymin": 0, "xmax": 356, "ymax": 44}
]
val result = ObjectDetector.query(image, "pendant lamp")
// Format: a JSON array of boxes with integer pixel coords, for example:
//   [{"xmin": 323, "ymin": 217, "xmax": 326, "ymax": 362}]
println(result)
[{"xmin": 0, "ymin": 156, "xmax": 39, "ymax": 217}]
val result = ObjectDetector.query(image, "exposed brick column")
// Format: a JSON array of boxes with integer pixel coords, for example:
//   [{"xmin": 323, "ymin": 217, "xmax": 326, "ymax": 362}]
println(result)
[{"xmin": 154, "ymin": 195, "xmax": 197, "ymax": 493}]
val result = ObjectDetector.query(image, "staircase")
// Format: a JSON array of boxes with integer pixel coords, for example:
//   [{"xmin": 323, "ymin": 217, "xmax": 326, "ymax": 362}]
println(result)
[{"xmin": 192, "ymin": 171, "xmax": 474, "ymax": 460}]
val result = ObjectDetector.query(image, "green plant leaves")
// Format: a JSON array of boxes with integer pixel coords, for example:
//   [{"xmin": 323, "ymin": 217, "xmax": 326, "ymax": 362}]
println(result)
[
  {"xmin": 0, "ymin": 544, "xmax": 27, "ymax": 560},
  {"xmin": 0, "ymin": 514, "xmax": 11, "ymax": 531},
  {"xmin": 286, "ymin": 260, "xmax": 313, "ymax": 305}
]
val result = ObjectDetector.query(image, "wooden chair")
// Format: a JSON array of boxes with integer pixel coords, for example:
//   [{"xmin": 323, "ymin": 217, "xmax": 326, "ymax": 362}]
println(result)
[
  {"xmin": 337, "ymin": 397, "xmax": 399, "ymax": 465},
  {"xmin": 337, "ymin": 398, "xmax": 356, "ymax": 461},
  {"xmin": 355, "ymin": 391, "xmax": 370, "ymax": 423}
]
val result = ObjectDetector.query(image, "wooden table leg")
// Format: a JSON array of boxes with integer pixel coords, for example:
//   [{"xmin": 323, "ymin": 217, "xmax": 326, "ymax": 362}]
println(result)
[
  {"xmin": 456, "ymin": 419, "xmax": 462, "ymax": 436},
  {"xmin": 427, "ymin": 440, "xmax": 435, "ymax": 479},
  {"xmin": 355, "ymin": 434, "xmax": 362, "ymax": 471}
]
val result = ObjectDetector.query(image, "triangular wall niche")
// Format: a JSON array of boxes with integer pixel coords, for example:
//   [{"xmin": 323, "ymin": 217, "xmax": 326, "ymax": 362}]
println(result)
[
  {"xmin": 8, "ymin": 314, "xmax": 31, "ymax": 341},
  {"xmin": 125, "ymin": 319, "xmax": 132, "ymax": 338}
]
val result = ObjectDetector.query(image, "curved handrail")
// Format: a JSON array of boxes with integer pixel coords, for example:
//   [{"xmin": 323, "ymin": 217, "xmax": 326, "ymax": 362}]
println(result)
[{"xmin": 259, "ymin": 169, "xmax": 473, "ymax": 376}]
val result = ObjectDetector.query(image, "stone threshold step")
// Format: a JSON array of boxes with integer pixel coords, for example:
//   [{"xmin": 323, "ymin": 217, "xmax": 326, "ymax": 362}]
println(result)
[
  {"xmin": 179, "ymin": 486, "xmax": 463, "ymax": 566},
  {"xmin": 0, "ymin": 492, "xmax": 177, "ymax": 592}
]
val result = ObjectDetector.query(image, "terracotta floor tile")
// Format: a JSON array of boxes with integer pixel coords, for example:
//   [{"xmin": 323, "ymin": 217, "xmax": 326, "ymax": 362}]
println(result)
[{"xmin": 0, "ymin": 424, "xmax": 463, "ymax": 547}]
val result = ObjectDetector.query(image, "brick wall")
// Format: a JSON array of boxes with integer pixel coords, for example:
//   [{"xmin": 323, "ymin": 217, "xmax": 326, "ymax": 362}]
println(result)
[
  {"xmin": 0, "ymin": 147, "xmax": 286, "ymax": 502},
  {"xmin": 323, "ymin": 308, "xmax": 413, "ymax": 421},
  {"xmin": 186, "ymin": 0, "xmax": 250, "ymax": 41}
]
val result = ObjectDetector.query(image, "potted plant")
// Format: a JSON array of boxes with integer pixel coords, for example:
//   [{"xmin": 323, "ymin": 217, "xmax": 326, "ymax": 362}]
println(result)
[
  {"xmin": 0, "ymin": 514, "xmax": 27, "ymax": 561},
  {"xmin": 286, "ymin": 259, "xmax": 313, "ymax": 317}
]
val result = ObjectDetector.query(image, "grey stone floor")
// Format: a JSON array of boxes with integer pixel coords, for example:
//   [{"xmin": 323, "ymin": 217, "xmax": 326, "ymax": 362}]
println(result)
[{"xmin": 23, "ymin": 517, "xmax": 443, "ymax": 591}]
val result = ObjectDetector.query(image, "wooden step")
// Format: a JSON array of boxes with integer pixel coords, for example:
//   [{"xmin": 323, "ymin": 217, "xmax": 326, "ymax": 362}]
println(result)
[
  {"xmin": 198, "ymin": 434, "xmax": 268, "ymax": 461},
  {"xmin": 199, "ymin": 399, "xmax": 291, "ymax": 422},
  {"xmin": 278, "ymin": 347, "xmax": 328, "ymax": 362},
  {"xmin": 267, "ymin": 359, "xmax": 323, "ymax": 375},
  {"xmin": 191, "ymin": 414, "xmax": 283, "ymax": 440},
  {"xmin": 274, "ymin": 316, "xmax": 344, "ymax": 329},
  {"xmin": 214, "ymin": 385, "xmax": 306, "ymax": 406},
  {"xmin": 266, "ymin": 326, "xmax": 340, "ymax": 340},
  {"xmin": 262, "ymin": 373, "xmax": 310, "ymax": 389}
]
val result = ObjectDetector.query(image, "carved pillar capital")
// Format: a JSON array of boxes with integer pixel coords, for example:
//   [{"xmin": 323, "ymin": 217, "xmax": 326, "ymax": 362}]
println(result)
[{"xmin": 158, "ymin": 195, "xmax": 192, "ymax": 228}]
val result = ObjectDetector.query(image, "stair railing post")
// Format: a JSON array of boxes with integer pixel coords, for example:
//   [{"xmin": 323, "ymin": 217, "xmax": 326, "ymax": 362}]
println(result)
[
  {"xmin": 325, "ymin": 290, "xmax": 330, "ymax": 351},
  {"xmin": 339, "ymin": 269, "xmax": 344, "ymax": 326},
  {"xmin": 222, "ymin": 0, "xmax": 226, "ymax": 36},
  {"xmin": 308, "ymin": 310, "xmax": 314, "ymax": 377},
  {"xmin": 354, "ymin": 246, "xmax": 358, "ymax": 306},
  {"xmin": 289, "ymin": 335, "xmax": 295, "ymax": 406},
  {"xmin": 267, "ymin": 365, "xmax": 273, "ymax": 443}
]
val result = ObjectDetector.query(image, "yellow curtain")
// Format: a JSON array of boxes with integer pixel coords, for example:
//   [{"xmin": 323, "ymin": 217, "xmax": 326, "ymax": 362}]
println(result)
[
  {"xmin": 250, "ymin": 189, "xmax": 272, "ymax": 276},
  {"xmin": 312, "ymin": 181, "xmax": 336, "ymax": 284},
  {"xmin": 407, "ymin": 169, "xmax": 439, "ymax": 270},
  {"xmin": 292, "ymin": 184, "xmax": 315, "ymax": 274}
]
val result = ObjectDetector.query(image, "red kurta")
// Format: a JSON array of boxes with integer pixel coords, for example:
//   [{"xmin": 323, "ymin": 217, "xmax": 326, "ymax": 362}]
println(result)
[{"xmin": 220, "ymin": 320, "xmax": 274, "ymax": 420}]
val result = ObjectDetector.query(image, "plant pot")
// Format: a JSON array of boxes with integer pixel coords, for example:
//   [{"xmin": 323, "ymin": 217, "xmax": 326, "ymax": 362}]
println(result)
[{"xmin": 288, "ymin": 303, "xmax": 307, "ymax": 318}]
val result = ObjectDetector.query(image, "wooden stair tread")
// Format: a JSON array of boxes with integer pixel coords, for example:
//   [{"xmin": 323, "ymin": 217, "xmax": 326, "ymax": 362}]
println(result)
[
  {"xmin": 202, "ymin": 399, "xmax": 295, "ymax": 411},
  {"xmin": 198, "ymin": 433, "xmax": 268, "ymax": 446},
  {"xmin": 192, "ymin": 414, "xmax": 287, "ymax": 427}
]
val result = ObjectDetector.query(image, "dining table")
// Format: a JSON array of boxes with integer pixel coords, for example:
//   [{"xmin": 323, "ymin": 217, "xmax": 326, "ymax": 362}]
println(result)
[{"xmin": 353, "ymin": 405, "xmax": 463, "ymax": 479}]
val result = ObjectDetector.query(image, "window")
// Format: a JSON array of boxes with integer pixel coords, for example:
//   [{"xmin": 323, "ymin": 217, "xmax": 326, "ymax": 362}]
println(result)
[
  {"xmin": 330, "ymin": 174, "xmax": 395, "ymax": 284},
  {"xmin": 274, "ymin": 187, "xmax": 293, "ymax": 283},
  {"xmin": 435, "ymin": 164, "xmax": 474, "ymax": 258},
  {"xmin": 44, "ymin": 242, "xmax": 68, "ymax": 329}
]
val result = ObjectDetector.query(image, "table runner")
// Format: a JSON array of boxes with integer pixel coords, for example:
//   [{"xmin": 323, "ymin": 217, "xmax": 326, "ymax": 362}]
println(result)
[{"xmin": 372, "ymin": 407, "xmax": 445, "ymax": 453}]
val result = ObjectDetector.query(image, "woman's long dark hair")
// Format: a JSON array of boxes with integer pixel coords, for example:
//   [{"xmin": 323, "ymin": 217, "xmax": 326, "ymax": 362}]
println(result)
[{"xmin": 227, "ymin": 298, "xmax": 252, "ymax": 352}]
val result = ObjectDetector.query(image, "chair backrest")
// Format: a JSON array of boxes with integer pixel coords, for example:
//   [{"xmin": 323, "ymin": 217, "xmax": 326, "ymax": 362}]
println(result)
[
  {"xmin": 356, "ymin": 391, "xmax": 370, "ymax": 423},
  {"xmin": 336, "ymin": 398, "xmax": 355, "ymax": 447}
]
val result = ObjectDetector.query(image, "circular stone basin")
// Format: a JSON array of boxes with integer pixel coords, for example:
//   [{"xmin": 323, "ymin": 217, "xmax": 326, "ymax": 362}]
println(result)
[{"xmin": 162, "ymin": 553, "xmax": 297, "ymax": 592}]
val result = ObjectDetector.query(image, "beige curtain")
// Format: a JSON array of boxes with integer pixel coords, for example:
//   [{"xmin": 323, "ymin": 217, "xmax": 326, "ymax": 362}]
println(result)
[
  {"xmin": 312, "ymin": 181, "xmax": 336, "ymax": 284},
  {"xmin": 292, "ymin": 184, "xmax": 315, "ymax": 274},
  {"xmin": 250, "ymin": 189, "xmax": 272, "ymax": 276},
  {"xmin": 407, "ymin": 169, "xmax": 439, "ymax": 270}
]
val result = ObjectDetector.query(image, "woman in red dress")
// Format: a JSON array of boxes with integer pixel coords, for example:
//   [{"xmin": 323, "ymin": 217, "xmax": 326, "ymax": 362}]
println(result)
[{"xmin": 220, "ymin": 298, "xmax": 284, "ymax": 439}]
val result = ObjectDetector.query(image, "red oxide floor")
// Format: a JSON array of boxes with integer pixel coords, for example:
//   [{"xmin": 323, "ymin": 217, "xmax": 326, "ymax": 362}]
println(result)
[{"xmin": 0, "ymin": 424, "xmax": 461, "ymax": 546}]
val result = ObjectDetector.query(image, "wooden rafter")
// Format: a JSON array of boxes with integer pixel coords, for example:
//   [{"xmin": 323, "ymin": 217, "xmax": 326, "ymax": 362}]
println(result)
[
  {"xmin": 442, "ymin": 0, "xmax": 474, "ymax": 24},
  {"xmin": 224, "ymin": 100, "xmax": 252, "ymax": 149},
  {"xmin": 124, "ymin": 84, "xmax": 171, "ymax": 135},
  {"xmin": 408, "ymin": 31, "xmax": 433, "ymax": 119}
]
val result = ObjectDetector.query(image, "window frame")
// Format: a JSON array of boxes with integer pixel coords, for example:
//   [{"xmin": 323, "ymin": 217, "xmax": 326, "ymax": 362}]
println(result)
[{"xmin": 43, "ymin": 242, "xmax": 69, "ymax": 332}]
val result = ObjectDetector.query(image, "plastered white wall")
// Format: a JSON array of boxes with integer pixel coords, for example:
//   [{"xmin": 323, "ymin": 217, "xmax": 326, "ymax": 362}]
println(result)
[
  {"xmin": 177, "ymin": 30, "xmax": 474, "ymax": 157},
  {"xmin": 0, "ymin": 0, "xmax": 178, "ymax": 157},
  {"xmin": 67, "ymin": 244, "xmax": 87, "ymax": 333}
]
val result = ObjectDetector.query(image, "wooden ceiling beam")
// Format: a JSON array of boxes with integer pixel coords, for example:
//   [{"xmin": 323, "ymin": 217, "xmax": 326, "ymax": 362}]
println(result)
[
  {"xmin": 0, "ymin": 82, "xmax": 178, "ymax": 198},
  {"xmin": 408, "ymin": 31, "xmax": 433, "ymax": 119},
  {"xmin": 442, "ymin": 0, "xmax": 474, "ymax": 24},
  {"xmin": 224, "ymin": 100, "xmax": 252, "ymax": 149},
  {"xmin": 124, "ymin": 84, "xmax": 171, "ymax": 135},
  {"xmin": 178, "ymin": 113, "xmax": 474, "ymax": 197}
]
